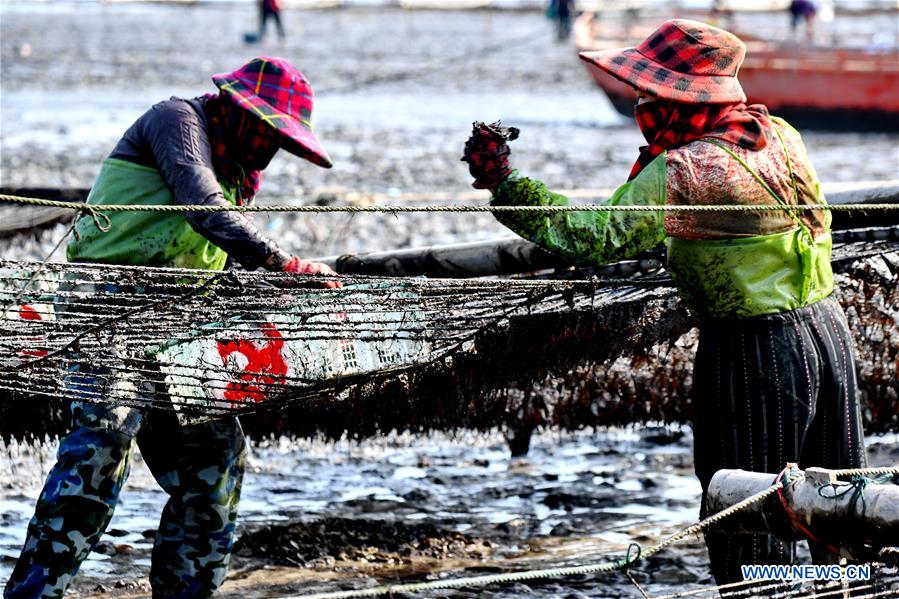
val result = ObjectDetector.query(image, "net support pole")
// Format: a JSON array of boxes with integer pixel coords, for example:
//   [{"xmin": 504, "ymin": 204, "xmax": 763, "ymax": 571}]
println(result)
[
  {"xmin": 325, "ymin": 236, "xmax": 569, "ymax": 277},
  {"xmin": 707, "ymin": 467, "xmax": 899, "ymax": 547}
]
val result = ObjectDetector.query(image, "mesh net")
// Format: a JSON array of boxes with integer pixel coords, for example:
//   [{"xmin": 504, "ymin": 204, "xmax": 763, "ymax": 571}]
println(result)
[{"xmin": 1, "ymin": 230, "xmax": 897, "ymax": 441}]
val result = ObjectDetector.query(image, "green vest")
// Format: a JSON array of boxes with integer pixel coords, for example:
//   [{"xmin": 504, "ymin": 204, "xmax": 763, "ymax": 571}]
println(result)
[
  {"xmin": 666, "ymin": 136, "xmax": 834, "ymax": 319},
  {"xmin": 667, "ymin": 228, "xmax": 833, "ymax": 319},
  {"xmin": 67, "ymin": 158, "xmax": 238, "ymax": 270}
]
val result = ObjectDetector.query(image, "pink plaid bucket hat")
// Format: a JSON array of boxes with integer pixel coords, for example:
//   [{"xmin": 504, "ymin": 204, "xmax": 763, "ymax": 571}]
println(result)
[
  {"xmin": 213, "ymin": 57, "xmax": 332, "ymax": 168},
  {"xmin": 579, "ymin": 19, "xmax": 747, "ymax": 104}
]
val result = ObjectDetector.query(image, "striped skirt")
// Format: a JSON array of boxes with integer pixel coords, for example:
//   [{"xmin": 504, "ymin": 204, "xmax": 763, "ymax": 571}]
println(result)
[{"xmin": 691, "ymin": 297, "xmax": 867, "ymax": 583}]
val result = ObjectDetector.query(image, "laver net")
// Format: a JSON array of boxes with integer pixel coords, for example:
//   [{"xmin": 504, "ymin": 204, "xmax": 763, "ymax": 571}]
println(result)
[{"xmin": 1, "ymin": 230, "xmax": 897, "ymax": 441}]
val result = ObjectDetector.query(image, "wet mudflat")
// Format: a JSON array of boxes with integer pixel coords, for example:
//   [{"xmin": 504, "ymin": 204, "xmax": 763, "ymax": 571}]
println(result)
[
  {"xmin": 2, "ymin": 431, "xmax": 898, "ymax": 597},
  {"xmin": 2, "ymin": 3, "xmax": 898, "ymax": 263},
  {"xmin": 1, "ymin": 2, "xmax": 898, "ymax": 597}
]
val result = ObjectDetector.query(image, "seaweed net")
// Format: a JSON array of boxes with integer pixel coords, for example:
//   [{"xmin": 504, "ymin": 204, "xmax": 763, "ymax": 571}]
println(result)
[{"xmin": 1, "ymin": 231, "xmax": 897, "ymax": 442}]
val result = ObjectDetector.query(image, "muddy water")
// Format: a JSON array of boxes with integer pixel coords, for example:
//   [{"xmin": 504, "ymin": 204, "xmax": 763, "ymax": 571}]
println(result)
[
  {"xmin": 1, "ymin": 2, "xmax": 898, "ymax": 597},
  {"xmin": 2, "ymin": 431, "xmax": 898, "ymax": 597},
  {"xmin": 0, "ymin": 429, "xmax": 706, "ymax": 596}
]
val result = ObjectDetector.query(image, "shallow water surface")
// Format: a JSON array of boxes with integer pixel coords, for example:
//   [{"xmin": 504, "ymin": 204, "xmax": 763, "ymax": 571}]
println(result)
[
  {"xmin": 0, "ymin": 428, "xmax": 703, "ymax": 596},
  {"xmin": 2, "ymin": 430, "xmax": 897, "ymax": 597}
]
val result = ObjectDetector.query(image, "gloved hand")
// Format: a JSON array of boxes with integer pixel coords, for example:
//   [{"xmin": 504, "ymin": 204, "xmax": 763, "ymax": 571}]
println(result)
[
  {"xmin": 283, "ymin": 256, "xmax": 341, "ymax": 289},
  {"xmin": 461, "ymin": 121, "xmax": 520, "ymax": 191}
]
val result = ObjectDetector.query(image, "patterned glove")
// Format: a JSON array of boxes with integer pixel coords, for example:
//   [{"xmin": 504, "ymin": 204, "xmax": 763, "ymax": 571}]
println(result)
[
  {"xmin": 461, "ymin": 121, "xmax": 520, "ymax": 191},
  {"xmin": 283, "ymin": 256, "xmax": 341, "ymax": 289}
]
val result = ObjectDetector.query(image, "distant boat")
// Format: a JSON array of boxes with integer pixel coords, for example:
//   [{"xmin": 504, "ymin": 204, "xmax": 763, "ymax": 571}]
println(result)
[{"xmin": 574, "ymin": 19, "xmax": 899, "ymax": 132}]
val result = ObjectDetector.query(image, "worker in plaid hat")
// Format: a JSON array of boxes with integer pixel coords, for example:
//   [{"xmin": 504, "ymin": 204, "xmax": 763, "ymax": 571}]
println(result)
[
  {"xmin": 6, "ymin": 58, "xmax": 336, "ymax": 598},
  {"xmin": 463, "ymin": 20, "xmax": 866, "ymax": 584}
]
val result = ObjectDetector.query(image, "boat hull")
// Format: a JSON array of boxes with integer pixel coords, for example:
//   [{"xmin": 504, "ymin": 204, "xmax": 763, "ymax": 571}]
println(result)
[{"xmin": 577, "ymin": 34, "xmax": 899, "ymax": 131}]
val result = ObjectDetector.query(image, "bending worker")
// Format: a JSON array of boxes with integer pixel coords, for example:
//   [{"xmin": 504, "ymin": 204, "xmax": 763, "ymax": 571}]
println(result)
[
  {"xmin": 463, "ymin": 20, "xmax": 867, "ymax": 583},
  {"xmin": 6, "ymin": 57, "xmax": 337, "ymax": 598}
]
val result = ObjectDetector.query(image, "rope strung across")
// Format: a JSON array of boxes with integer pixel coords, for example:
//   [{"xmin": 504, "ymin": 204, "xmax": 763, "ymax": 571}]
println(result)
[
  {"xmin": 289, "ymin": 466, "xmax": 899, "ymax": 599},
  {"xmin": 2, "ymin": 194, "xmax": 899, "ymax": 214}
]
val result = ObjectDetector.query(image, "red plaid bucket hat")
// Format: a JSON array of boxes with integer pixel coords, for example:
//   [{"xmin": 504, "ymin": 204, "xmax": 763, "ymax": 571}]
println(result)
[
  {"xmin": 213, "ymin": 57, "xmax": 332, "ymax": 168},
  {"xmin": 579, "ymin": 19, "xmax": 747, "ymax": 104}
]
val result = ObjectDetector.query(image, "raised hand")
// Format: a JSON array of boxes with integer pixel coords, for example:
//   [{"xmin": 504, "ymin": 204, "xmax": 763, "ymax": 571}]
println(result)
[{"xmin": 461, "ymin": 121, "xmax": 520, "ymax": 191}]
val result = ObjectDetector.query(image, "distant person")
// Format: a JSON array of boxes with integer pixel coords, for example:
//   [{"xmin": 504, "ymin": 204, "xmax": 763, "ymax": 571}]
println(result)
[
  {"xmin": 789, "ymin": 0, "xmax": 818, "ymax": 43},
  {"xmin": 623, "ymin": 6, "xmax": 642, "ymax": 38},
  {"xmin": 710, "ymin": 0, "xmax": 735, "ymax": 30},
  {"xmin": 246, "ymin": 0, "xmax": 286, "ymax": 44},
  {"xmin": 548, "ymin": 0, "xmax": 575, "ymax": 41}
]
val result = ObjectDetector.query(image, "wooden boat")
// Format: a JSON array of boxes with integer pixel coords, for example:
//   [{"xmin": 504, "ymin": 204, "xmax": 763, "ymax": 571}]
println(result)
[{"xmin": 574, "ymin": 17, "xmax": 899, "ymax": 132}]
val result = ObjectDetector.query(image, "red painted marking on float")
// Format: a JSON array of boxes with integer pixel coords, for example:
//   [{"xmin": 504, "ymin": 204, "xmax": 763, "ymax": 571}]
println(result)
[
  {"xmin": 18, "ymin": 306, "xmax": 49, "ymax": 356},
  {"xmin": 18, "ymin": 305, "xmax": 42, "ymax": 320},
  {"xmin": 217, "ymin": 322, "xmax": 288, "ymax": 405}
]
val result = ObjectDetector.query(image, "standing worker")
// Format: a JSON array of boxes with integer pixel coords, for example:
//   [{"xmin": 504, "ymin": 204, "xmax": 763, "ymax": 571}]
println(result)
[
  {"xmin": 5, "ymin": 57, "xmax": 337, "ymax": 598},
  {"xmin": 246, "ymin": 0, "xmax": 286, "ymax": 44},
  {"xmin": 789, "ymin": 0, "xmax": 819, "ymax": 43},
  {"xmin": 548, "ymin": 0, "xmax": 575, "ymax": 41},
  {"xmin": 462, "ymin": 20, "xmax": 866, "ymax": 583}
]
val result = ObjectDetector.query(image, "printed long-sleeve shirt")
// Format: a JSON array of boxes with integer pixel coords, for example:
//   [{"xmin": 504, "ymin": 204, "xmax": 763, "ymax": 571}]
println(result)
[
  {"xmin": 106, "ymin": 97, "xmax": 289, "ymax": 270},
  {"xmin": 491, "ymin": 118, "xmax": 834, "ymax": 318}
]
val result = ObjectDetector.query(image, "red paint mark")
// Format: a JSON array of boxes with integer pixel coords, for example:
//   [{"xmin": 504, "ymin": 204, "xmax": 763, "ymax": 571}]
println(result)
[
  {"xmin": 19, "ymin": 305, "xmax": 49, "ymax": 357},
  {"xmin": 217, "ymin": 322, "xmax": 288, "ymax": 405},
  {"xmin": 18, "ymin": 305, "xmax": 42, "ymax": 320}
]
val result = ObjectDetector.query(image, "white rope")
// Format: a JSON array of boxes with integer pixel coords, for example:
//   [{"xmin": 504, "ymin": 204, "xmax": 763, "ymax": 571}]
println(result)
[{"xmin": 285, "ymin": 466, "xmax": 898, "ymax": 599}]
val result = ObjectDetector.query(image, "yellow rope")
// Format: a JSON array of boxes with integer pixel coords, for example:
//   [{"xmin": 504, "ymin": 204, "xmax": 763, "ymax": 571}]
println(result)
[
  {"xmin": 289, "ymin": 480, "xmax": 786, "ymax": 599},
  {"xmin": 2, "ymin": 194, "xmax": 898, "ymax": 214}
]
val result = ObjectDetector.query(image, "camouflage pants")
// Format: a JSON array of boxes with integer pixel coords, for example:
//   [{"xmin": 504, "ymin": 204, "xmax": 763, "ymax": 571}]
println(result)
[{"xmin": 4, "ymin": 365, "xmax": 247, "ymax": 599}]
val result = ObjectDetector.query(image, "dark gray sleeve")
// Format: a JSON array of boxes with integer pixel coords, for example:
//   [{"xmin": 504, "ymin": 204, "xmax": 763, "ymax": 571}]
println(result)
[{"xmin": 114, "ymin": 99, "xmax": 290, "ymax": 270}]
